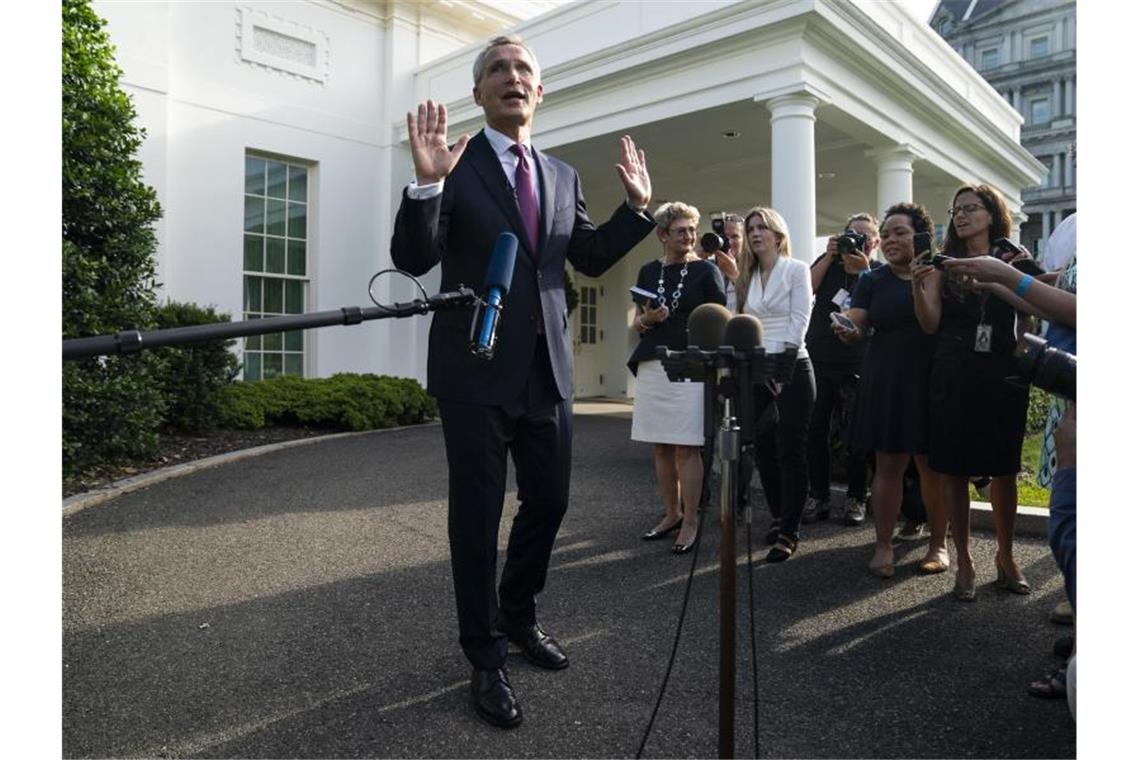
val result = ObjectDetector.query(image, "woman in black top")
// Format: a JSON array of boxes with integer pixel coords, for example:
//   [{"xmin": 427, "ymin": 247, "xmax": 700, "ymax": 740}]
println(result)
[
  {"xmin": 913, "ymin": 185, "xmax": 1031, "ymax": 602},
  {"xmin": 833, "ymin": 203, "xmax": 945, "ymax": 579},
  {"xmin": 629, "ymin": 202, "xmax": 726, "ymax": 553}
]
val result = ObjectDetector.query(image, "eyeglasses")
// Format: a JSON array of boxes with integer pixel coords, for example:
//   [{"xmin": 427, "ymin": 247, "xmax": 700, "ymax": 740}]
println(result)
[
  {"xmin": 668, "ymin": 226, "xmax": 697, "ymax": 237},
  {"xmin": 948, "ymin": 203, "xmax": 986, "ymax": 217}
]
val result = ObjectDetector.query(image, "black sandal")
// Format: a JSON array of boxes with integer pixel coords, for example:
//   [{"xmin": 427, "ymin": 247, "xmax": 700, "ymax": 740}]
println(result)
[{"xmin": 765, "ymin": 533, "xmax": 798, "ymax": 563}]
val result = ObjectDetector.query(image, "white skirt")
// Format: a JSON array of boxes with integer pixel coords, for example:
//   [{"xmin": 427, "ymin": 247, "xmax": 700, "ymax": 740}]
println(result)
[{"xmin": 631, "ymin": 359, "xmax": 705, "ymax": 446}]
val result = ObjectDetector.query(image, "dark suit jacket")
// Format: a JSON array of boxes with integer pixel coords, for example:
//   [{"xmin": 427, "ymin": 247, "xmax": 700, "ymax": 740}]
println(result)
[{"xmin": 391, "ymin": 130, "xmax": 655, "ymax": 406}]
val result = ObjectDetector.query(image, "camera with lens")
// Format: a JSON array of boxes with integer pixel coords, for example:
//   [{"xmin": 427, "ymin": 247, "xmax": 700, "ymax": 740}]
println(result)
[
  {"xmin": 700, "ymin": 214, "xmax": 730, "ymax": 255},
  {"xmin": 1012, "ymin": 333, "xmax": 1075, "ymax": 401},
  {"xmin": 835, "ymin": 228, "xmax": 868, "ymax": 257}
]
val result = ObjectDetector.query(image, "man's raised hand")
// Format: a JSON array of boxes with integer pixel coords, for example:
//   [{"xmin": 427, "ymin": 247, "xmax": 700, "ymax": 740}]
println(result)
[
  {"xmin": 408, "ymin": 100, "xmax": 470, "ymax": 185},
  {"xmin": 615, "ymin": 135, "xmax": 652, "ymax": 210}
]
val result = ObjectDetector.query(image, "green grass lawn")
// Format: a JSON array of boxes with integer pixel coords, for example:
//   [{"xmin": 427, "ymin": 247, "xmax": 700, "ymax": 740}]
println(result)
[{"xmin": 969, "ymin": 431, "xmax": 1049, "ymax": 507}]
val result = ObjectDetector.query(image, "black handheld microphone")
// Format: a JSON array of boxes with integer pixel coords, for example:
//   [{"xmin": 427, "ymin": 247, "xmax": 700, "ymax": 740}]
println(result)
[{"xmin": 470, "ymin": 232, "xmax": 519, "ymax": 359}]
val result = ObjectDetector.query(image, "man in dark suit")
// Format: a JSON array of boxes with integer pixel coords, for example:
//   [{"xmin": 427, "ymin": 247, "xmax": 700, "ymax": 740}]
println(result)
[{"xmin": 390, "ymin": 35, "xmax": 654, "ymax": 729}]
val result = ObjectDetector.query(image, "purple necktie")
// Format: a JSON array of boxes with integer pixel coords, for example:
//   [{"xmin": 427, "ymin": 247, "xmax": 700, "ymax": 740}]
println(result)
[{"xmin": 510, "ymin": 143, "xmax": 540, "ymax": 258}]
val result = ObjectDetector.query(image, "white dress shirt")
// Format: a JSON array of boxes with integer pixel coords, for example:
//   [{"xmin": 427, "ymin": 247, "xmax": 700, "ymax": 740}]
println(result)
[
  {"xmin": 406, "ymin": 125, "xmax": 534, "ymax": 200},
  {"xmin": 741, "ymin": 256, "xmax": 812, "ymax": 357}
]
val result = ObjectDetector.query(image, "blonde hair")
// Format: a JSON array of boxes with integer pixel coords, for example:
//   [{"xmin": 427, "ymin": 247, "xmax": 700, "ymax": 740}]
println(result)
[
  {"xmin": 734, "ymin": 207, "xmax": 791, "ymax": 311},
  {"xmin": 653, "ymin": 201, "xmax": 700, "ymax": 232}
]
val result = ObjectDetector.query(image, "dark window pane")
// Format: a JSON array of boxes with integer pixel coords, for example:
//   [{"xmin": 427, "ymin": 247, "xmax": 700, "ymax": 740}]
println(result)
[
  {"xmin": 264, "ymin": 332, "xmax": 283, "ymax": 351},
  {"xmin": 266, "ymin": 238, "xmax": 286, "ymax": 274},
  {"xmin": 285, "ymin": 330, "xmax": 303, "ymax": 350},
  {"xmin": 267, "ymin": 161, "xmax": 288, "ymax": 199},
  {"xmin": 266, "ymin": 199, "xmax": 286, "ymax": 236},
  {"xmin": 285, "ymin": 353, "xmax": 304, "ymax": 376},
  {"xmin": 244, "ymin": 195, "xmax": 264, "ymax": 233},
  {"xmin": 244, "ymin": 276, "xmax": 262, "ymax": 311},
  {"xmin": 285, "ymin": 280, "xmax": 304, "ymax": 313},
  {"xmin": 263, "ymin": 353, "xmax": 282, "ymax": 379},
  {"xmin": 243, "ymin": 352, "xmax": 262, "ymax": 381},
  {"xmin": 287, "ymin": 202, "xmax": 307, "ymax": 239},
  {"xmin": 287, "ymin": 240, "xmax": 306, "ymax": 275},
  {"xmin": 244, "ymin": 235, "xmax": 263, "ymax": 272},
  {"xmin": 245, "ymin": 334, "xmax": 261, "ymax": 350},
  {"xmin": 245, "ymin": 157, "xmax": 266, "ymax": 195},
  {"xmin": 288, "ymin": 165, "xmax": 307, "ymax": 202},
  {"xmin": 264, "ymin": 279, "xmax": 284, "ymax": 313}
]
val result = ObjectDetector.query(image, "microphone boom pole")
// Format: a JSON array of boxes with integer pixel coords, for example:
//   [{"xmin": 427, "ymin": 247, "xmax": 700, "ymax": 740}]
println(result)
[{"xmin": 62, "ymin": 288, "xmax": 476, "ymax": 361}]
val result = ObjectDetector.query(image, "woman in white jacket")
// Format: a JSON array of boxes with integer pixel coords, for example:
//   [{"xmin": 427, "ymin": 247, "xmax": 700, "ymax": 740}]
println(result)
[{"xmin": 736, "ymin": 207, "xmax": 815, "ymax": 562}]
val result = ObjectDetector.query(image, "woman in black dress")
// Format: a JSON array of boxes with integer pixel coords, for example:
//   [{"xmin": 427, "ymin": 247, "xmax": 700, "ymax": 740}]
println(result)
[
  {"xmin": 833, "ymin": 203, "xmax": 946, "ymax": 579},
  {"xmin": 912, "ymin": 185, "xmax": 1031, "ymax": 602}
]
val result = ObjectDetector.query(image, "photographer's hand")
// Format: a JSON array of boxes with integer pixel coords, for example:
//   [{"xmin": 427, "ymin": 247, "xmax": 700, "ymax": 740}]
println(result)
[
  {"xmin": 842, "ymin": 250, "xmax": 871, "ymax": 274},
  {"xmin": 639, "ymin": 302, "xmax": 669, "ymax": 329},
  {"xmin": 714, "ymin": 249, "xmax": 739, "ymax": 280},
  {"xmin": 942, "ymin": 256, "xmax": 1020, "ymax": 288}
]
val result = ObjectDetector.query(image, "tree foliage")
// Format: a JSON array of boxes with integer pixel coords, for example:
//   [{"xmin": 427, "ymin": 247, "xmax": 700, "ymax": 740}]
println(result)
[{"xmin": 62, "ymin": 0, "xmax": 165, "ymax": 476}]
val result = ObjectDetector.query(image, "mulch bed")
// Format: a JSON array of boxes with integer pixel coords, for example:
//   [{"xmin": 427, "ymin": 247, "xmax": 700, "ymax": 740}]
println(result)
[{"xmin": 62, "ymin": 427, "xmax": 328, "ymax": 499}]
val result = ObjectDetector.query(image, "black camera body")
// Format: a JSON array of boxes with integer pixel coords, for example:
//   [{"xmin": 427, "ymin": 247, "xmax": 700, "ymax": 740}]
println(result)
[
  {"xmin": 836, "ymin": 229, "xmax": 868, "ymax": 257},
  {"xmin": 700, "ymin": 215, "xmax": 730, "ymax": 255},
  {"xmin": 1013, "ymin": 333, "xmax": 1075, "ymax": 401}
]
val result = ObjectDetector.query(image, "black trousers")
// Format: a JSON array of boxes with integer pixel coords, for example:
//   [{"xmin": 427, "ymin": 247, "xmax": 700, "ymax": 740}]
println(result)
[
  {"xmin": 806, "ymin": 363, "xmax": 869, "ymax": 501},
  {"xmin": 437, "ymin": 337, "xmax": 572, "ymax": 670},
  {"xmin": 754, "ymin": 357, "xmax": 815, "ymax": 539}
]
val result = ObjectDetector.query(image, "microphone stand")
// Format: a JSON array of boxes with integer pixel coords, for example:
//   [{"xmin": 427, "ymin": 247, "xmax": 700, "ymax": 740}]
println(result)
[{"xmin": 62, "ymin": 288, "xmax": 477, "ymax": 361}]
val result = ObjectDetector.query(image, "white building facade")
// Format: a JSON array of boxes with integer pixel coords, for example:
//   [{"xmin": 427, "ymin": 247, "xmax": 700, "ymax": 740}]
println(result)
[{"xmin": 95, "ymin": 0, "xmax": 1044, "ymax": 398}]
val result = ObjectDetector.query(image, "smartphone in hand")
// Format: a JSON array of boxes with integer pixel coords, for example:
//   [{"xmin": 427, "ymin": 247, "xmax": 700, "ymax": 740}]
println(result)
[
  {"xmin": 913, "ymin": 231, "xmax": 933, "ymax": 257},
  {"xmin": 830, "ymin": 311, "xmax": 857, "ymax": 331}
]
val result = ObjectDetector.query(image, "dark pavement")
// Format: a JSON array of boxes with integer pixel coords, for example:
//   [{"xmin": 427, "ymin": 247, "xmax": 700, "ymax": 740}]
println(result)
[{"xmin": 62, "ymin": 409, "xmax": 1076, "ymax": 758}]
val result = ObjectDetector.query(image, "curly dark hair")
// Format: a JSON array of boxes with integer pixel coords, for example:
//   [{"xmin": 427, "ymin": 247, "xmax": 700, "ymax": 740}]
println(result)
[
  {"xmin": 880, "ymin": 202, "xmax": 933, "ymax": 237},
  {"xmin": 940, "ymin": 184, "xmax": 1012, "ymax": 256}
]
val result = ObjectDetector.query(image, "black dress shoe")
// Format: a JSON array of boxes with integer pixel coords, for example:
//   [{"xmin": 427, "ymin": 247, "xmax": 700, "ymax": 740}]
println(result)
[
  {"xmin": 470, "ymin": 667, "xmax": 523, "ymax": 729},
  {"xmin": 641, "ymin": 517, "xmax": 682, "ymax": 540},
  {"xmin": 500, "ymin": 621, "xmax": 569, "ymax": 670}
]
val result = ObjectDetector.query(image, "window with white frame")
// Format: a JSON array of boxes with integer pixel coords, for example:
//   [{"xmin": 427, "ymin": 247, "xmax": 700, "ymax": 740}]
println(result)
[
  {"xmin": 1030, "ymin": 98, "xmax": 1051, "ymax": 126},
  {"xmin": 1029, "ymin": 35, "xmax": 1050, "ymax": 59},
  {"xmin": 980, "ymin": 48, "xmax": 1000, "ymax": 70},
  {"xmin": 243, "ymin": 154, "xmax": 310, "ymax": 380},
  {"xmin": 579, "ymin": 286, "xmax": 598, "ymax": 344}
]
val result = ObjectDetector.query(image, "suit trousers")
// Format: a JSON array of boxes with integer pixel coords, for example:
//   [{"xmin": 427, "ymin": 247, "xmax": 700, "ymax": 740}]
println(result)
[
  {"xmin": 753, "ymin": 357, "xmax": 815, "ymax": 539},
  {"xmin": 437, "ymin": 336, "xmax": 573, "ymax": 670},
  {"xmin": 806, "ymin": 363, "xmax": 869, "ymax": 501}
]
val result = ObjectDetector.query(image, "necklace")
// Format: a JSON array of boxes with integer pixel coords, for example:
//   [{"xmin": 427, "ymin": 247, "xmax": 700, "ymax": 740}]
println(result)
[{"xmin": 657, "ymin": 259, "xmax": 690, "ymax": 312}]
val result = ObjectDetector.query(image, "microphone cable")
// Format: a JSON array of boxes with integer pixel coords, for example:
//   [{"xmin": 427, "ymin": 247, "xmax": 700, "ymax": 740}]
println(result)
[
  {"xmin": 367, "ymin": 269, "xmax": 430, "ymax": 315},
  {"xmin": 742, "ymin": 456, "xmax": 761, "ymax": 760},
  {"xmin": 635, "ymin": 501, "xmax": 707, "ymax": 759}
]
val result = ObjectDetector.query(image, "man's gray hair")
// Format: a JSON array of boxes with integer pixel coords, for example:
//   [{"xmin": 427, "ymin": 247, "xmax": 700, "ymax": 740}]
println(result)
[{"xmin": 472, "ymin": 35, "xmax": 541, "ymax": 85}]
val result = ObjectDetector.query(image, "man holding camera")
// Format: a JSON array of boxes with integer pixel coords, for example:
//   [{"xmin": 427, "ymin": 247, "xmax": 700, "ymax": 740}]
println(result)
[
  {"xmin": 698, "ymin": 213, "xmax": 744, "ymax": 312},
  {"xmin": 803, "ymin": 213, "xmax": 881, "ymax": 525}
]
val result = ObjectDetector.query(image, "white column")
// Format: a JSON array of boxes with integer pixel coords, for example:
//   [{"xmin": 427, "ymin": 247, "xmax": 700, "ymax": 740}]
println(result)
[
  {"xmin": 1041, "ymin": 208, "xmax": 1053, "ymax": 242},
  {"xmin": 1064, "ymin": 150, "xmax": 1074, "ymax": 188},
  {"xmin": 1057, "ymin": 152, "xmax": 1066, "ymax": 187},
  {"xmin": 866, "ymin": 145, "xmax": 920, "ymax": 217},
  {"xmin": 1052, "ymin": 78, "xmax": 1063, "ymax": 118},
  {"xmin": 1010, "ymin": 209, "xmax": 1028, "ymax": 245},
  {"xmin": 766, "ymin": 93, "xmax": 819, "ymax": 265},
  {"xmin": 1065, "ymin": 76, "xmax": 1075, "ymax": 115},
  {"xmin": 1012, "ymin": 87, "xmax": 1021, "ymax": 112}
]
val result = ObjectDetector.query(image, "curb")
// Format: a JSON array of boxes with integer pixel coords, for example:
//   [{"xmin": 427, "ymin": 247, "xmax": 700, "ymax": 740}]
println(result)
[{"xmin": 61, "ymin": 422, "xmax": 441, "ymax": 518}]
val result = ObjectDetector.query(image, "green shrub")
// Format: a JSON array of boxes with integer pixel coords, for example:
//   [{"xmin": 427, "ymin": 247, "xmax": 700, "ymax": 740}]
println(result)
[
  {"xmin": 62, "ymin": 0, "xmax": 165, "ymax": 477},
  {"xmin": 1024, "ymin": 386, "xmax": 1051, "ymax": 435},
  {"xmin": 218, "ymin": 374, "xmax": 437, "ymax": 431},
  {"xmin": 152, "ymin": 301, "xmax": 242, "ymax": 433}
]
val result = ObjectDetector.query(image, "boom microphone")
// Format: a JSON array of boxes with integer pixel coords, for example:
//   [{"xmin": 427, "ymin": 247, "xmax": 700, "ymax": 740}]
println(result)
[
  {"xmin": 687, "ymin": 303, "xmax": 732, "ymax": 350},
  {"xmin": 470, "ymin": 232, "xmax": 519, "ymax": 359}
]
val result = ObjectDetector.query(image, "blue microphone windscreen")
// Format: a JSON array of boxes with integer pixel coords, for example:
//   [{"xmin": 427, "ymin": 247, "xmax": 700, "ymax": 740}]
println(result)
[{"xmin": 483, "ymin": 232, "xmax": 519, "ymax": 292}]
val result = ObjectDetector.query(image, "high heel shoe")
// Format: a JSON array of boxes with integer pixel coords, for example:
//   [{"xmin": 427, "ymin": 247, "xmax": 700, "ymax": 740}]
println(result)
[
  {"xmin": 953, "ymin": 569, "xmax": 977, "ymax": 602},
  {"xmin": 641, "ymin": 517, "xmax": 682, "ymax": 541},
  {"xmin": 869, "ymin": 546, "xmax": 895, "ymax": 578},
  {"xmin": 995, "ymin": 557, "xmax": 1031, "ymax": 595},
  {"xmin": 672, "ymin": 538, "xmax": 697, "ymax": 555}
]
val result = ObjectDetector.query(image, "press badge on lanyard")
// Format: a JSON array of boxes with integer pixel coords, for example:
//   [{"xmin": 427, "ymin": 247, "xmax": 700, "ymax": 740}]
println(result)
[
  {"xmin": 832, "ymin": 288, "xmax": 851, "ymax": 310},
  {"xmin": 975, "ymin": 324, "xmax": 993, "ymax": 353}
]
